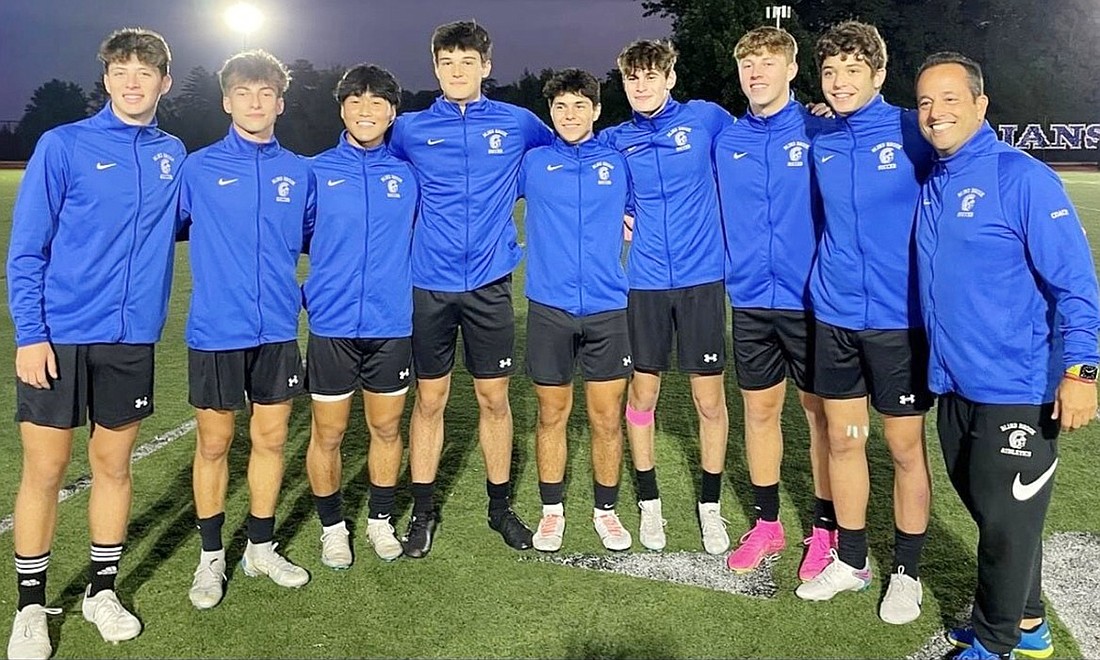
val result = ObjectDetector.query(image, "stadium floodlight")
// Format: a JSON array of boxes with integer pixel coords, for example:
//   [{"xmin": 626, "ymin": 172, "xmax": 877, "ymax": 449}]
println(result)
[
  {"xmin": 766, "ymin": 5, "xmax": 792, "ymax": 28},
  {"xmin": 224, "ymin": 2, "xmax": 264, "ymax": 49}
]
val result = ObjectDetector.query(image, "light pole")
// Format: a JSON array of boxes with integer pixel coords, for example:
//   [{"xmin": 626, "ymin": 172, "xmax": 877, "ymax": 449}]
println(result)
[
  {"xmin": 766, "ymin": 5, "xmax": 792, "ymax": 29},
  {"xmin": 224, "ymin": 2, "xmax": 264, "ymax": 51}
]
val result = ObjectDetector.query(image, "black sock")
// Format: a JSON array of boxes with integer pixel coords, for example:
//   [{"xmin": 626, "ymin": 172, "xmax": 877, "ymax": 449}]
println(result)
[
  {"xmin": 246, "ymin": 514, "xmax": 275, "ymax": 545},
  {"xmin": 487, "ymin": 480, "xmax": 511, "ymax": 517},
  {"xmin": 197, "ymin": 512, "xmax": 225, "ymax": 552},
  {"xmin": 594, "ymin": 481, "xmax": 619, "ymax": 511},
  {"xmin": 15, "ymin": 553, "xmax": 48, "ymax": 610},
  {"xmin": 538, "ymin": 480, "xmax": 564, "ymax": 506},
  {"xmin": 368, "ymin": 484, "xmax": 397, "ymax": 519},
  {"xmin": 893, "ymin": 528, "xmax": 926, "ymax": 578},
  {"xmin": 836, "ymin": 525, "xmax": 867, "ymax": 568},
  {"xmin": 313, "ymin": 491, "xmax": 343, "ymax": 527},
  {"xmin": 411, "ymin": 481, "xmax": 435, "ymax": 516},
  {"xmin": 88, "ymin": 544, "xmax": 122, "ymax": 596},
  {"xmin": 813, "ymin": 497, "xmax": 837, "ymax": 531},
  {"xmin": 752, "ymin": 482, "xmax": 780, "ymax": 522},
  {"xmin": 635, "ymin": 468, "xmax": 659, "ymax": 501},
  {"xmin": 700, "ymin": 470, "xmax": 722, "ymax": 504}
]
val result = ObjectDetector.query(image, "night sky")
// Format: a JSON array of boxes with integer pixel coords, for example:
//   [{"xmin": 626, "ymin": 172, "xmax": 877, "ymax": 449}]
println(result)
[{"xmin": 0, "ymin": 0, "xmax": 672, "ymax": 122}]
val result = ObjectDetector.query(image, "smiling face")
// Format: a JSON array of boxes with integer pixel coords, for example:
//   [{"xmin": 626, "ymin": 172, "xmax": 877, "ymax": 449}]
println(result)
[
  {"xmin": 433, "ymin": 47, "xmax": 491, "ymax": 104},
  {"xmin": 738, "ymin": 48, "xmax": 797, "ymax": 117},
  {"xmin": 103, "ymin": 54, "xmax": 172, "ymax": 125},
  {"xmin": 341, "ymin": 92, "xmax": 394, "ymax": 148},
  {"xmin": 223, "ymin": 78, "xmax": 284, "ymax": 143},
  {"xmin": 622, "ymin": 67, "xmax": 675, "ymax": 116},
  {"xmin": 916, "ymin": 62, "xmax": 988, "ymax": 157},
  {"xmin": 549, "ymin": 92, "xmax": 600, "ymax": 144},
  {"xmin": 819, "ymin": 53, "xmax": 885, "ymax": 116}
]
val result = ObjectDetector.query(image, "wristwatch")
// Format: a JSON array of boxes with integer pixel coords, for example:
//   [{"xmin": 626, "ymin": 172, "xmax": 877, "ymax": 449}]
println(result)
[{"xmin": 1065, "ymin": 363, "xmax": 1099, "ymax": 382}]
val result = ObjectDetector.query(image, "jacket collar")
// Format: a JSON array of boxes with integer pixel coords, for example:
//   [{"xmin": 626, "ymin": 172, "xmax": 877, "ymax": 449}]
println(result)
[
  {"xmin": 550, "ymin": 134, "xmax": 606, "ymax": 157},
  {"xmin": 335, "ymin": 131, "xmax": 391, "ymax": 161},
  {"xmin": 430, "ymin": 94, "xmax": 490, "ymax": 117},
  {"xmin": 221, "ymin": 124, "xmax": 283, "ymax": 157},
  {"xmin": 88, "ymin": 103, "xmax": 160, "ymax": 132},
  {"xmin": 631, "ymin": 97, "xmax": 683, "ymax": 130},
  {"xmin": 742, "ymin": 94, "xmax": 803, "ymax": 130},
  {"xmin": 934, "ymin": 122, "xmax": 999, "ymax": 173},
  {"xmin": 838, "ymin": 94, "xmax": 893, "ymax": 131}
]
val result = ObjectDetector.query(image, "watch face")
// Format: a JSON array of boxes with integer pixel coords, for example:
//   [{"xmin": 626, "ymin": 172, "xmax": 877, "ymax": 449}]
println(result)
[{"xmin": 1081, "ymin": 364, "xmax": 1099, "ymax": 381}]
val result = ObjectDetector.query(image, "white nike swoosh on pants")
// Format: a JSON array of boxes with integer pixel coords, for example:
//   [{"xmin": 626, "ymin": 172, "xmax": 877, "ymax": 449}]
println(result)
[{"xmin": 1012, "ymin": 458, "xmax": 1058, "ymax": 501}]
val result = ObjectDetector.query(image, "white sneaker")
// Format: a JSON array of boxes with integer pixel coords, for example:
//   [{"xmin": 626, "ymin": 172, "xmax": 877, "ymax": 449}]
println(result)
[
  {"xmin": 697, "ymin": 502, "xmax": 731, "ymax": 555},
  {"xmin": 188, "ymin": 549, "xmax": 226, "ymax": 610},
  {"xmin": 795, "ymin": 549, "xmax": 873, "ymax": 601},
  {"xmin": 81, "ymin": 587, "xmax": 141, "ymax": 643},
  {"xmin": 7, "ymin": 604, "xmax": 61, "ymax": 659},
  {"xmin": 532, "ymin": 504, "xmax": 565, "ymax": 552},
  {"xmin": 366, "ymin": 517, "xmax": 404, "ymax": 561},
  {"xmin": 593, "ymin": 509, "xmax": 632, "ymax": 551},
  {"xmin": 320, "ymin": 521, "xmax": 353, "ymax": 569},
  {"xmin": 638, "ymin": 499, "xmax": 667, "ymax": 551},
  {"xmin": 240, "ymin": 541, "xmax": 310, "ymax": 588},
  {"xmin": 879, "ymin": 567, "xmax": 923, "ymax": 624}
]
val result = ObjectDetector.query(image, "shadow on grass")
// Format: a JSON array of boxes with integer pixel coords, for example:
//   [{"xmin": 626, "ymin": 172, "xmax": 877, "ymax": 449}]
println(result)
[{"xmin": 564, "ymin": 633, "xmax": 677, "ymax": 659}]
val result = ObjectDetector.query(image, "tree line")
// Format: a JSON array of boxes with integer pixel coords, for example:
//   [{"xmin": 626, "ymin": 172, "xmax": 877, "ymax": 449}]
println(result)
[{"xmin": 3, "ymin": 0, "xmax": 1097, "ymax": 160}]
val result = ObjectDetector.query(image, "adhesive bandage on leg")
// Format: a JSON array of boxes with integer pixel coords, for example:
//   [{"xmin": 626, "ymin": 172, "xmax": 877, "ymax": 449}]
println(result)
[
  {"xmin": 625, "ymin": 403, "xmax": 655, "ymax": 427},
  {"xmin": 845, "ymin": 424, "xmax": 870, "ymax": 439}
]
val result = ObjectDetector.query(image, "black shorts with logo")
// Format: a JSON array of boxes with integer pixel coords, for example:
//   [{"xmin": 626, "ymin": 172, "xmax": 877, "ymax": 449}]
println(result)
[
  {"xmin": 306, "ymin": 333, "xmax": 413, "ymax": 395},
  {"xmin": 627, "ymin": 280, "xmax": 727, "ymax": 373},
  {"xmin": 16, "ymin": 343, "xmax": 155, "ymax": 430},
  {"xmin": 813, "ymin": 320, "xmax": 934, "ymax": 415},
  {"xmin": 525, "ymin": 302, "xmax": 632, "ymax": 386},
  {"xmin": 412, "ymin": 276, "xmax": 515, "ymax": 379},
  {"xmin": 732, "ymin": 307, "xmax": 815, "ymax": 392},
  {"xmin": 188, "ymin": 340, "xmax": 304, "ymax": 410}
]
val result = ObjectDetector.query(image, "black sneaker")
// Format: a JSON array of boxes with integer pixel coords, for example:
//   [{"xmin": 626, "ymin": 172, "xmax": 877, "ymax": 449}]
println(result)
[
  {"xmin": 488, "ymin": 508, "xmax": 533, "ymax": 550},
  {"xmin": 401, "ymin": 509, "xmax": 439, "ymax": 559}
]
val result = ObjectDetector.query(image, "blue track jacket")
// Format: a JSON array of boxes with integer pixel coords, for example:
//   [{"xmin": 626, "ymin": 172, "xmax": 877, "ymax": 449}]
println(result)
[
  {"xmin": 305, "ymin": 134, "xmax": 418, "ymax": 338},
  {"xmin": 389, "ymin": 96, "xmax": 553, "ymax": 292},
  {"xmin": 809, "ymin": 96, "xmax": 933, "ymax": 330},
  {"xmin": 917, "ymin": 123, "xmax": 1100, "ymax": 404},
  {"xmin": 179, "ymin": 127, "xmax": 314, "ymax": 351},
  {"xmin": 518, "ymin": 136, "xmax": 631, "ymax": 316},
  {"xmin": 715, "ymin": 98, "xmax": 826, "ymax": 310},
  {"xmin": 7, "ymin": 105, "xmax": 185, "ymax": 346},
  {"xmin": 601, "ymin": 98, "xmax": 733, "ymax": 291}
]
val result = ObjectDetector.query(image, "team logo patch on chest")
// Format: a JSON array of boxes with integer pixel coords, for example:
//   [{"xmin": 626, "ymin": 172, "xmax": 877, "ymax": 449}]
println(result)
[
  {"xmin": 872, "ymin": 142, "xmax": 902, "ymax": 171},
  {"xmin": 667, "ymin": 126, "xmax": 693, "ymax": 152},
  {"xmin": 153, "ymin": 152, "xmax": 176, "ymax": 180},
  {"xmin": 999, "ymin": 422, "xmax": 1035, "ymax": 458},
  {"xmin": 593, "ymin": 161, "xmax": 615, "ymax": 186},
  {"xmin": 784, "ymin": 141, "xmax": 809, "ymax": 167},
  {"xmin": 956, "ymin": 187, "xmax": 986, "ymax": 218},
  {"xmin": 381, "ymin": 174, "xmax": 404, "ymax": 198},
  {"xmin": 272, "ymin": 175, "xmax": 296, "ymax": 203},
  {"xmin": 483, "ymin": 129, "xmax": 508, "ymax": 154}
]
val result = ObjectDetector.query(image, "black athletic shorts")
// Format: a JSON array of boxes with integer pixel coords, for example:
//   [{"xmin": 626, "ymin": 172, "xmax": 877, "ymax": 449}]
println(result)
[
  {"xmin": 16, "ymin": 343, "xmax": 154, "ymax": 430},
  {"xmin": 627, "ymin": 280, "xmax": 727, "ymax": 373},
  {"xmin": 412, "ymin": 275, "xmax": 515, "ymax": 379},
  {"xmin": 813, "ymin": 320, "xmax": 934, "ymax": 415},
  {"xmin": 732, "ymin": 307, "xmax": 815, "ymax": 392},
  {"xmin": 525, "ymin": 301, "xmax": 632, "ymax": 386},
  {"xmin": 306, "ymin": 333, "xmax": 413, "ymax": 395},
  {"xmin": 188, "ymin": 340, "xmax": 303, "ymax": 410}
]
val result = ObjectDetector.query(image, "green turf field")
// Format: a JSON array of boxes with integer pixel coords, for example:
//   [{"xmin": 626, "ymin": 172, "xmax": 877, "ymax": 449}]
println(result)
[{"xmin": 0, "ymin": 168, "xmax": 1099, "ymax": 658}]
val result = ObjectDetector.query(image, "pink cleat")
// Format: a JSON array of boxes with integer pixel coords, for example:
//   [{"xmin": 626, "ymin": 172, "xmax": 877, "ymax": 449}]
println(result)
[
  {"xmin": 726, "ymin": 519, "xmax": 786, "ymax": 573},
  {"xmin": 798, "ymin": 526, "xmax": 837, "ymax": 582}
]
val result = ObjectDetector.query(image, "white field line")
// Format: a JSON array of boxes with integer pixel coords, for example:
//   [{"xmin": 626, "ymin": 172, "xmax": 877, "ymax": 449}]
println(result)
[{"xmin": 0, "ymin": 419, "xmax": 196, "ymax": 536}]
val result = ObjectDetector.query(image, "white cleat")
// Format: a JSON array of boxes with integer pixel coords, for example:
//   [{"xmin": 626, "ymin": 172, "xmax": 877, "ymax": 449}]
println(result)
[
  {"xmin": 795, "ymin": 550, "xmax": 873, "ymax": 601},
  {"xmin": 879, "ymin": 567, "xmax": 923, "ymax": 625},
  {"xmin": 320, "ymin": 521, "xmax": 353, "ymax": 569},
  {"xmin": 240, "ymin": 541, "xmax": 310, "ymax": 588},
  {"xmin": 697, "ymin": 502, "xmax": 731, "ymax": 555},
  {"xmin": 532, "ymin": 504, "xmax": 566, "ymax": 552},
  {"xmin": 7, "ymin": 604, "xmax": 61, "ymax": 659},
  {"xmin": 81, "ymin": 588, "xmax": 141, "ymax": 643},
  {"xmin": 366, "ymin": 517, "xmax": 404, "ymax": 561},
  {"xmin": 638, "ymin": 499, "xmax": 667, "ymax": 551},
  {"xmin": 188, "ymin": 550, "xmax": 227, "ymax": 610},
  {"xmin": 593, "ymin": 509, "xmax": 632, "ymax": 551}
]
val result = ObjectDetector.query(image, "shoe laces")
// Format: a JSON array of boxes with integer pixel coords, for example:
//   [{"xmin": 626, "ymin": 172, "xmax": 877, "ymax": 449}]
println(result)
[
  {"xmin": 256, "ymin": 543, "xmax": 296, "ymax": 571},
  {"xmin": 13, "ymin": 605, "xmax": 61, "ymax": 629},
  {"xmin": 699, "ymin": 508, "xmax": 729, "ymax": 535},
  {"xmin": 812, "ymin": 549, "xmax": 854, "ymax": 588},
  {"xmin": 368, "ymin": 518, "xmax": 397, "ymax": 538},
  {"xmin": 737, "ymin": 522, "xmax": 773, "ymax": 551},
  {"xmin": 639, "ymin": 502, "xmax": 666, "ymax": 530},
  {"xmin": 87, "ymin": 591, "xmax": 128, "ymax": 619},
  {"xmin": 803, "ymin": 529, "xmax": 833, "ymax": 553},
  {"xmin": 595, "ymin": 512, "xmax": 625, "ymax": 536},
  {"xmin": 886, "ymin": 566, "xmax": 920, "ymax": 597},
  {"xmin": 538, "ymin": 513, "xmax": 563, "ymax": 536},
  {"xmin": 193, "ymin": 557, "xmax": 225, "ymax": 581}
]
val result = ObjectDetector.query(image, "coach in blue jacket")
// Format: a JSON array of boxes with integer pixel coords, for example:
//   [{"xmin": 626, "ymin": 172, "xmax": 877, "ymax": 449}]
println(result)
[{"xmin": 916, "ymin": 53, "xmax": 1099, "ymax": 660}]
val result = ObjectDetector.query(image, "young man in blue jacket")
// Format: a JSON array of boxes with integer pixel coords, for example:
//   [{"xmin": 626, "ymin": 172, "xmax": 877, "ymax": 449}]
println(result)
[
  {"xmin": 915, "ymin": 53, "xmax": 1099, "ymax": 660},
  {"xmin": 519, "ymin": 69, "xmax": 633, "ymax": 552},
  {"xmin": 388, "ymin": 21, "xmax": 553, "ymax": 557},
  {"xmin": 602, "ymin": 40, "xmax": 733, "ymax": 555},
  {"xmin": 794, "ymin": 22, "xmax": 933, "ymax": 626},
  {"xmin": 715, "ymin": 27, "xmax": 834, "ymax": 581},
  {"xmin": 6, "ymin": 28, "xmax": 183, "ymax": 657},
  {"xmin": 303, "ymin": 64, "xmax": 418, "ymax": 567},
  {"xmin": 179, "ymin": 50, "xmax": 315, "ymax": 609}
]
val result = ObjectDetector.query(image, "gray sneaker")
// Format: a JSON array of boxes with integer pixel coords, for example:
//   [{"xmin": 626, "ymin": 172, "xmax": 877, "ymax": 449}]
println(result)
[
  {"xmin": 241, "ymin": 541, "xmax": 310, "ymax": 588},
  {"xmin": 81, "ymin": 587, "xmax": 141, "ymax": 643},
  {"xmin": 879, "ymin": 567, "xmax": 923, "ymax": 625},
  {"xmin": 188, "ymin": 550, "xmax": 226, "ymax": 609},
  {"xmin": 366, "ymin": 517, "xmax": 404, "ymax": 561},
  {"xmin": 7, "ymin": 604, "xmax": 61, "ymax": 659},
  {"xmin": 638, "ymin": 499, "xmax": 667, "ymax": 551},
  {"xmin": 320, "ymin": 522, "xmax": 353, "ymax": 569}
]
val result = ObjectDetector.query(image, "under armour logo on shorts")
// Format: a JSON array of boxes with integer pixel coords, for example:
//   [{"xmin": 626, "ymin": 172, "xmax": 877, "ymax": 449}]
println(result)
[
  {"xmin": 702, "ymin": 353, "xmax": 719, "ymax": 363},
  {"xmin": 399, "ymin": 368, "xmax": 410, "ymax": 379},
  {"xmin": 899, "ymin": 394, "xmax": 916, "ymax": 405},
  {"xmin": 288, "ymin": 375, "xmax": 300, "ymax": 387},
  {"xmin": 134, "ymin": 397, "xmax": 149, "ymax": 409},
  {"xmin": 622, "ymin": 355, "xmax": 632, "ymax": 367},
  {"xmin": 499, "ymin": 357, "xmax": 513, "ymax": 369}
]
